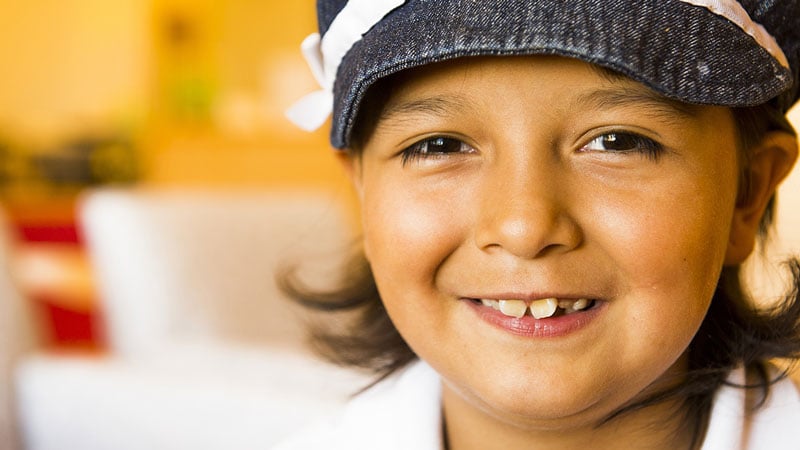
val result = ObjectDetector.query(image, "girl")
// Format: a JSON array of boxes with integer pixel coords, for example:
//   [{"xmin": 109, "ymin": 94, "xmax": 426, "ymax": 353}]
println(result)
[{"xmin": 279, "ymin": 1, "xmax": 800, "ymax": 449}]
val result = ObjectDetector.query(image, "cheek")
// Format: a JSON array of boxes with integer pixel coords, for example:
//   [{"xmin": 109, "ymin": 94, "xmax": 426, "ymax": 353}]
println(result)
[
  {"xmin": 570, "ymin": 177, "xmax": 738, "ymax": 393},
  {"xmin": 589, "ymin": 175, "xmax": 738, "ymax": 347},
  {"xmin": 360, "ymin": 177, "xmax": 467, "ymax": 286},
  {"xmin": 358, "ymin": 177, "xmax": 472, "ymax": 349},
  {"xmin": 588, "ymin": 152, "xmax": 738, "ymax": 289}
]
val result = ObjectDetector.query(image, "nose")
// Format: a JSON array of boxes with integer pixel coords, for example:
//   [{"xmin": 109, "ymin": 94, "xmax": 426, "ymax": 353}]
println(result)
[{"xmin": 474, "ymin": 157, "xmax": 582, "ymax": 259}]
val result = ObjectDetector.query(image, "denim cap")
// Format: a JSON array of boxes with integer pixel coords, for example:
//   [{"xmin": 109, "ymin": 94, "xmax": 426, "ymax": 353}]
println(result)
[{"xmin": 287, "ymin": 0, "xmax": 800, "ymax": 149}]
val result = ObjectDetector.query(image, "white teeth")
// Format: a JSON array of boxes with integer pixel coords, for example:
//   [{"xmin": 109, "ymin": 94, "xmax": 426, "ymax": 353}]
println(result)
[
  {"xmin": 557, "ymin": 298, "xmax": 592, "ymax": 314},
  {"xmin": 557, "ymin": 299, "xmax": 573, "ymax": 309},
  {"xmin": 478, "ymin": 297, "xmax": 593, "ymax": 318},
  {"xmin": 498, "ymin": 299, "xmax": 527, "ymax": 318},
  {"xmin": 529, "ymin": 298, "xmax": 559, "ymax": 319},
  {"xmin": 572, "ymin": 298, "xmax": 590, "ymax": 311},
  {"xmin": 482, "ymin": 299, "xmax": 500, "ymax": 310}
]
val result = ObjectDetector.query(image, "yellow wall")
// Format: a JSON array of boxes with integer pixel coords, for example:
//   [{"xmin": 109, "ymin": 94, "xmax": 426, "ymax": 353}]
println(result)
[
  {"xmin": 144, "ymin": 0, "xmax": 341, "ymax": 189},
  {"xmin": 0, "ymin": 1, "xmax": 343, "ymax": 194},
  {"xmin": 0, "ymin": 0, "xmax": 150, "ymax": 145}
]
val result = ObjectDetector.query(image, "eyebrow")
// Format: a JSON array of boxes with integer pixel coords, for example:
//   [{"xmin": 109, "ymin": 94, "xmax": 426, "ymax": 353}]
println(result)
[
  {"xmin": 574, "ymin": 86, "xmax": 701, "ymax": 125},
  {"xmin": 374, "ymin": 79, "xmax": 700, "ymax": 128},
  {"xmin": 376, "ymin": 94, "xmax": 474, "ymax": 124}
]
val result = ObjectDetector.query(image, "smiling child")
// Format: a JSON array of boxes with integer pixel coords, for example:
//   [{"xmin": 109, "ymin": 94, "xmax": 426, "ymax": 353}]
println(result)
[{"xmin": 277, "ymin": 1, "xmax": 800, "ymax": 449}]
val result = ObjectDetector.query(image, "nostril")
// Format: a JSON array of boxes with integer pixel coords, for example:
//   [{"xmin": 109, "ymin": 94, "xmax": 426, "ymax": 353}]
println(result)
[
  {"xmin": 474, "ymin": 178, "xmax": 582, "ymax": 258},
  {"xmin": 476, "ymin": 217, "xmax": 582, "ymax": 259}
]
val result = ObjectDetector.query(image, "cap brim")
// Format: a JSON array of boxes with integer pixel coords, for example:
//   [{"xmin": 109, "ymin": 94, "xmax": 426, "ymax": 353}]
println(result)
[{"xmin": 330, "ymin": 0, "xmax": 791, "ymax": 148}]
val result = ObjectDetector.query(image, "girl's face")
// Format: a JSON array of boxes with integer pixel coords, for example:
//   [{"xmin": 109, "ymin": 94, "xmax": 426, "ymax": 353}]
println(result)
[{"xmin": 346, "ymin": 56, "xmax": 741, "ymax": 434}]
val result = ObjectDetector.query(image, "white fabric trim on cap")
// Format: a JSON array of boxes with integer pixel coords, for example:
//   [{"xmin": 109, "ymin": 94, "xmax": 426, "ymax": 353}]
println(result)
[
  {"xmin": 678, "ymin": 0, "xmax": 789, "ymax": 69},
  {"xmin": 285, "ymin": 0, "xmax": 406, "ymax": 131}
]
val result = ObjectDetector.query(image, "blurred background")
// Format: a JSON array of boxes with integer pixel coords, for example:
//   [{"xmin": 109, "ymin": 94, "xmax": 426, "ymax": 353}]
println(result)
[
  {"xmin": 1, "ymin": 2, "xmax": 800, "ymax": 449},
  {"xmin": 1, "ymin": 0, "xmax": 348, "ymax": 350}
]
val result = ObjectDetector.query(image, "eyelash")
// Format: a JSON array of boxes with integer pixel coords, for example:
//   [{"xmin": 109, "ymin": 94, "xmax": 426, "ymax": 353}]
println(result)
[
  {"xmin": 581, "ymin": 132, "xmax": 665, "ymax": 161},
  {"xmin": 401, "ymin": 136, "xmax": 472, "ymax": 165},
  {"xmin": 400, "ymin": 132, "xmax": 665, "ymax": 165}
]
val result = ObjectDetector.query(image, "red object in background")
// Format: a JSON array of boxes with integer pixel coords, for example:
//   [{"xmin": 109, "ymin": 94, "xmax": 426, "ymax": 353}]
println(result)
[
  {"xmin": 13, "ymin": 219, "xmax": 104, "ymax": 350},
  {"xmin": 37, "ymin": 294, "xmax": 103, "ymax": 350},
  {"xmin": 15, "ymin": 223, "xmax": 82, "ymax": 244}
]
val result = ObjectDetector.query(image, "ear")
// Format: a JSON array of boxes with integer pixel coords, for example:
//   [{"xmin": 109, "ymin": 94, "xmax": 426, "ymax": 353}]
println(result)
[
  {"xmin": 725, "ymin": 131, "xmax": 798, "ymax": 265},
  {"xmin": 336, "ymin": 150, "xmax": 364, "ymax": 199}
]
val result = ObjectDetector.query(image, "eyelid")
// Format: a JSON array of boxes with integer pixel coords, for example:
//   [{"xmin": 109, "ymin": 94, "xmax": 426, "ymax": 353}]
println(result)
[
  {"xmin": 578, "ymin": 130, "xmax": 666, "ymax": 161},
  {"xmin": 400, "ymin": 135, "xmax": 476, "ymax": 166}
]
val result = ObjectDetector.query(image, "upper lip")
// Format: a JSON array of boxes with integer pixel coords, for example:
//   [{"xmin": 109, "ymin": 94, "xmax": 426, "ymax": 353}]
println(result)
[{"xmin": 463, "ymin": 292, "xmax": 599, "ymax": 302}]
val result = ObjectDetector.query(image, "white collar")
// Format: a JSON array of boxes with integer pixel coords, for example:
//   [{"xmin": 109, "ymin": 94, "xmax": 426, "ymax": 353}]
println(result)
[
  {"xmin": 326, "ymin": 361, "xmax": 443, "ymax": 450},
  {"xmin": 701, "ymin": 366, "xmax": 800, "ymax": 450},
  {"xmin": 278, "ymin": 361, "xmax": 800, "ymax": 450}
]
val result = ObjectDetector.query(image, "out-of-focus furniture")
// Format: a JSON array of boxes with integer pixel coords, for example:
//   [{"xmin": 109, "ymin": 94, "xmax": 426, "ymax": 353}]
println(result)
[{"xmin": 13, "ymin": 188, "xmax": 369, "ymax": 450}]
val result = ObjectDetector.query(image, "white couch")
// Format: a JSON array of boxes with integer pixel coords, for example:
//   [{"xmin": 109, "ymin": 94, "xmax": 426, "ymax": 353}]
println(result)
[{"xmin": 11, "ymin": 188, "xmax": 370, "ymax": 450}]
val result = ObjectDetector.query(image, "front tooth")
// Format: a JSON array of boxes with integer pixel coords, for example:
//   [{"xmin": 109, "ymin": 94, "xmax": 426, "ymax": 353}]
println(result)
[
  {"xmin": 529, "ymin": 298, "xmax": 558, "ymax": 319},
  {"xmin": 499, "ymin": 300, "xmax": 527, "ymax": 318}
]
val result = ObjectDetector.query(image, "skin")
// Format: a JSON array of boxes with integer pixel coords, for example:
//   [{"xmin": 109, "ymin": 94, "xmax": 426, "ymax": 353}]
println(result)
[{"xmin": 340, "ymin": 56, "xmax": 797, "ymax": 450}]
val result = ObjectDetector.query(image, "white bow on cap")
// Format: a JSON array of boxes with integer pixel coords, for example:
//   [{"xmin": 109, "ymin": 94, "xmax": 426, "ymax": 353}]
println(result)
[{"xmin": 285, "ymin": 0, "xmax": 406, "ymax": 132}]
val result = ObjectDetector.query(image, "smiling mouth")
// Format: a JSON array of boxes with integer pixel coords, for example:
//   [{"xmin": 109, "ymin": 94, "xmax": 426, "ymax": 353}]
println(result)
[{"xmin": 470, "ymin": 298, "xmax": 597, "ymax": 319}]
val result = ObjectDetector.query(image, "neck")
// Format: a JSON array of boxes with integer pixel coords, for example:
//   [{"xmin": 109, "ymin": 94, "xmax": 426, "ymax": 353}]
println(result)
[{"xmin": 442, "ymin": 386, "xmax": 698, "ymax": 450}]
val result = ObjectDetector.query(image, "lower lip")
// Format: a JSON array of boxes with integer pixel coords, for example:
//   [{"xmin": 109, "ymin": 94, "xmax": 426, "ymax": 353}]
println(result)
[{"xmin": 465, "ymin": 299, "xmax": 605, "ymax": 338}]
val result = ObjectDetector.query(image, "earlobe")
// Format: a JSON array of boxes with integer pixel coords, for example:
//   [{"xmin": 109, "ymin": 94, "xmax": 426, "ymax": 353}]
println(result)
[{"xmin": 725, "ymin": 132, "xmax": 798, "ymax": 265}]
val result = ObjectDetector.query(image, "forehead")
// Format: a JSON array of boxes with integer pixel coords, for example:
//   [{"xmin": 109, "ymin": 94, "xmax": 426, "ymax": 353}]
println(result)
[{"xmin": 370, "ymin": 55, "xmax": 709, "ymax": 133}]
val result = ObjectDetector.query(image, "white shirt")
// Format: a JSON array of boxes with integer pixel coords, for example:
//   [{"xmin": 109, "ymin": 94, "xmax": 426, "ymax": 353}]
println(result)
[{"xmin": 273, "ymin": 361, "xmax": 800, "ymax": 450}]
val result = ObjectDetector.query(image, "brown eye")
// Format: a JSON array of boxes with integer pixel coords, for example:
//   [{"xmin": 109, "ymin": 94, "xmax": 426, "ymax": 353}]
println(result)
[
  {"xmin": 591, "ymin": 134, "xmax": 635, "ymax": 151},
  {"xmin": 582, "ymin": 132, "xmax": 664, "ymax": 161},
  {"xmin": 424, "ymin": 137, "xmax": 464, "ymax": 153},
  {"xmin": 401, "ymin": 136, "xmax": 472, "ymax": 165}
]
